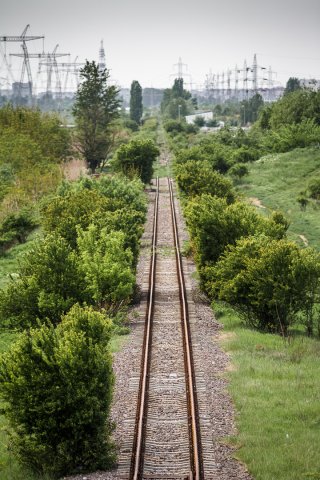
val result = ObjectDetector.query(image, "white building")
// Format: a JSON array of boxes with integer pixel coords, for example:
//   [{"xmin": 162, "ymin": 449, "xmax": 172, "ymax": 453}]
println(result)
[{"xmin": 185, "ymin": 111, "xmax": 213, "ymax": 124}]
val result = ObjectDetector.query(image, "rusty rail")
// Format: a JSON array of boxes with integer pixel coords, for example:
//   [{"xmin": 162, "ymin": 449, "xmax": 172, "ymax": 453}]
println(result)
[
  {"xmin": 129, "ymin": 177, "xmax": 203, "ymax": 479},
  {"xmin": 168, "ymin": 178, "xmax": 203, "ymax": 480},
  {"xmin": 130, "ymin": 178, "xmax": 159, "ymax": 480}
]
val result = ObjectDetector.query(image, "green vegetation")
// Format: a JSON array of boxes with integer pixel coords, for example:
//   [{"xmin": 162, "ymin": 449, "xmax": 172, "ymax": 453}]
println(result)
[
  {"xmin": 114, "ymin": 137, "xmax": 160, "ymax": 184},
  {"xmin": 161, "ymin": 78, "xmax": 196, "ymax": 120},
  {"xmin": 73, "ymin": 60, "xmax": 121, "ymax": 173},
  {"xmin": 207, "ymin": 236, "xmax": 320, "ymax": 334},
  {"xmin": 0, "ymin": 166, "xmax": 146, "ymax": 477},
  {"xmin": 215, "ymin": 302, "xmax": 320, "ymax": 480},
  {"xmin": 0, "ymin": 175, "xmax": 146, "ymax": 330},
  {"xmin": 167, "ymin": 73, "xmax": 320, "ymax": 479},
  {"xmin": 236, "ymin": 148, "xmax": 320, "ymax": 249},
  {"xmin": 130, "ymin": 80, "xmax": 143, "ymax": 125},
  {"xmin": 0, "ymin": 305, "xmax": 114, "ymax": 478}
]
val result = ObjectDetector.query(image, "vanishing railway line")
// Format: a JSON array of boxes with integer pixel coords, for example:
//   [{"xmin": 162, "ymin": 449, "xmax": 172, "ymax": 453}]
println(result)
[{"xmin": 129, "ymin": 177, "xmax": 203, "ymax": 480}]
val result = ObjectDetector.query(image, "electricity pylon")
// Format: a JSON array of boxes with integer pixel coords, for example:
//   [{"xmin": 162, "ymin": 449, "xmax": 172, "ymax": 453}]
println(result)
[{"xmin": 0, "ymin": 25, "xmax": 44, "ymax": 102}]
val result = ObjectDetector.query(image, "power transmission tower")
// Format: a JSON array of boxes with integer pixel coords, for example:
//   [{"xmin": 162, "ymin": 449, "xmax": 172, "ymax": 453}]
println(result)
[
  {"xmin": 40, "ymin": 57, "xmax": 84, "ymax": 93},
  {"xmin": 11, "ymin": 46, "xmax": 69, "ymax": 97},
  {"xmin": 234, "ymin": 65, "xmax": 239, "ymax": 99},
  {"xmin": 227, "ymin": 69, "xmax": 232, "ymax": 99},
  {"xmin": 0, "ymin": 25, "xmax": 44, "ymax": 103},
  {"xmin": 98, "ymin": 40, "xmax": 106, "ymax": 72},
  {"xmin": 37, "ymin": 45, "xmax": 69, "ymax": 98},
  {"xmin": 170, "ymin": 57, "xmax": 191, "ymax": 85}
]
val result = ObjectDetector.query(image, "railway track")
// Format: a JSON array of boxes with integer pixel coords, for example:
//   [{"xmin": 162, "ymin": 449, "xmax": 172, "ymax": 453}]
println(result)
[{"xmin": 129, "ymin": 177, "xmax": 203, "ymax": 480}]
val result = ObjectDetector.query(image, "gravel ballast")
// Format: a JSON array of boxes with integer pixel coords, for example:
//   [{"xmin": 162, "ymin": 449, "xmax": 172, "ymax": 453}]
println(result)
[{"xmin": 64, "ymin": 181, "xmax": 252, "ymax": 480}]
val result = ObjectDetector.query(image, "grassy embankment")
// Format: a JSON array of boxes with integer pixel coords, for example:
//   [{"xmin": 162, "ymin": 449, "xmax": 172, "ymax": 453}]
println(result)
[
  {"xmin": 216, "ymin": 147, "xmax": 320, "ymax": 479},
  {"xmin": 236, "ymin": 147, "xmax": 320, "ymax": 249},
  {"xmin": 216, "ymin": 303, "xmax": 320, "ymax": 480}
]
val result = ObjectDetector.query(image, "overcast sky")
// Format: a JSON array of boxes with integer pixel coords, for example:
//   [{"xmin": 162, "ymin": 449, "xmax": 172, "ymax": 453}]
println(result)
[{"xmin": 1, "ymin": 0, "xmax": 320, "ymax": 90}]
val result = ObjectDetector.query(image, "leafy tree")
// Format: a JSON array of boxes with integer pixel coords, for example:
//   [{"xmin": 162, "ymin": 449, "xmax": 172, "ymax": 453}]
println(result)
[
  {"xmin": 265, "ymin": 90, "xmax": 320, "ymax": 128},
  {"xmin": 130, "ymin": 80, "xmax": 143, "ymax": 125},
  {"xmin": 205, "ymin": 236, "xmax": 320, "ymax": 335},
  {"xmin": 0, "ymin": 234, "xmax": 86, "ymax": 328},
  {"xmin": 77, "ymin": 226, "xmax": 135, "ymax": 306},
  {"xmin": 284, "ymin": 77, "xmax": 301, "ymax": 95},
  {"xmin": 241, "ymin": 93, "xmax": 264, "ymax": 124},
  {"xmin": 114, "ymin": 138, "xmax": 159, "ymax": 183},
  {"xmin": 0, "ymin": 105, "xmax": 71, "ymax": 161},
  {"xmin": 160, "ymin": 78, "xmax": 193, "ymax": 119},
  {"xmin": 175, "ymin": 160, "xmax": 235, "ymax": 203},
  {"xmin": 73, "ymin": 61, "xmax": 121, "ymax": 173},
  {"xmin": 184, "ymin": 195, "xmax": 288, "ymax": 271},
  {"xmin": 41, "ymin": 189, "xmax": 109, "ymax": 249},
  {"xmin": 0, "ymin": 305, "xmax": 115, "ymax": 477}
]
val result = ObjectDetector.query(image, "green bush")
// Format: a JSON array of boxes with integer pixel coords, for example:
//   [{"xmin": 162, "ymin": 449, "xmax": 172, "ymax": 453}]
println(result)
[
  {"xmin": 0, "ymin": 234, "xmax": 86, "ymax": 328},
  {"xmin": 123, "ymin": 118, "xmax": 139, "ymax": 132},
  {"xmin": 0, "ymin": 210, "xmax": 38, "ymax": 255},
  {"xmin": 163, "ymin": 119, "xmax": 185, "ymax": 134},
  {"xmin": 175, "ymin": 160, "xmax": 235, "ymax": 202},
  {"xmin": 261, "ymin": 119, "xmax": 320, "ymax": 153},
  {"xmin": 0, "ymin": 105, "xmax": 71, "ymax": 162},
  {"xmin": 115, "ymin": 139, "xmax": 160, "ymax": 183},
  {"xmin": 114, "ymin": 138, "xmax": 159, "ymax": 183},
  {"xmin": 77, "ymin": 226, "xmax": 135, "ymax": 306},
  {"xmin": 308, "ymin": 178, "xmax": 320, "ymax": 199},
  {"xmin": 205, "ymin": 235, "xmax": 320, "ymax": 334},
  {"xmin": 0, "ymin": 305, "xmax": 114, "ymax": 477},
  {"xmin": 41, "ymin": 176, "xmax": 146, "ymax": 263},
  {"xmin": 228, "ymin": 163, "xmax": 249, "ymax": 180},
  {"xmin": 41, "ymin": 189, "xmax": 111, "ymax": 249},
  {"xmin": 185, "ymin": 195, "xmax": 288, "ymax": 271}
]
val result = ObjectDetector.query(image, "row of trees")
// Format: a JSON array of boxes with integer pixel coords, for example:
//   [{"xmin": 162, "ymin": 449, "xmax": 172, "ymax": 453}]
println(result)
[
  {"xmin": 0, "ymin": 60, "xmax": 157, "ymax": 478},
  {"xmin": 0, "ymin": 105, "xmax": 72, "ymax": 253},
  {"xmin": 0, "ymin": 174, "xmax": 147, "ymax": 476},
  {"xmin": 172, "ymin": 87, "xmax": 320, "ymax": 336}
]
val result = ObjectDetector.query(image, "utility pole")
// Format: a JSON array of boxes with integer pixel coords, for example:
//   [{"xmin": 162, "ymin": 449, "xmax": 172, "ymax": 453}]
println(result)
[{"xmin": 0, "ymin": 25, "xmax": 44, "ymax": 103}]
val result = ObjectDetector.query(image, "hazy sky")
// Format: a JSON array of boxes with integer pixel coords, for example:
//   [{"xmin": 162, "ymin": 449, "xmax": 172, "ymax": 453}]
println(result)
[{"xmin": 1, "ymin": 0, "xmax": 320, "ymax": 89}]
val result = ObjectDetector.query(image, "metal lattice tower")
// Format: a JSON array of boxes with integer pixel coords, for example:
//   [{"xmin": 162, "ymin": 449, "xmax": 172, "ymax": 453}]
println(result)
[
  {"xmin": 227, "ymin": 69, "xmax": 232, "ymax": 99},
  {"xmin": 234, "ymin": 65, "xmax": 239, "ymax": 97},
  {"xmin": 252, "ymin": 53, "xmax": 258, "ymax": 92},
  {"xmin": 0, "ymin": 25, "xmax": 44, "ymax": 102},
  {"xmin": 99, "ymin": 40, "xmax": 106, "ymax": 72},
  {"xmin": 171, "ymin": 57, "xmax": 191, "ymax": 84},
  {"xmin": 37, "ymin": 45, "xmax": 69, "ymax": 97}
]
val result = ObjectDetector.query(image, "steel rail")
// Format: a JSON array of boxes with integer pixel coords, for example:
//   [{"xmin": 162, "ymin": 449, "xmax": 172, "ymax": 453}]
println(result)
[
  {"xmin": 129, "ymin": 177, "xmax": 203, "ymax": 479},
  {"xmin": 130, "ymin": 178, "xmax": 159, "ymax": 480},
  {"xmin": 168, "ymin": 177, "xmax": 203, "ymax": 480}
]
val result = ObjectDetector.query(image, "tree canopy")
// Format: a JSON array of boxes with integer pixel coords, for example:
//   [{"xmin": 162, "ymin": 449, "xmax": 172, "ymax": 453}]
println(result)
[
  {"xmin": 130, "ymin": 80, "xmax": 143, "ymax": 125},
  {"xmin": 73, "ymin": 61, "xmax": 121, "ymax": 173}
]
